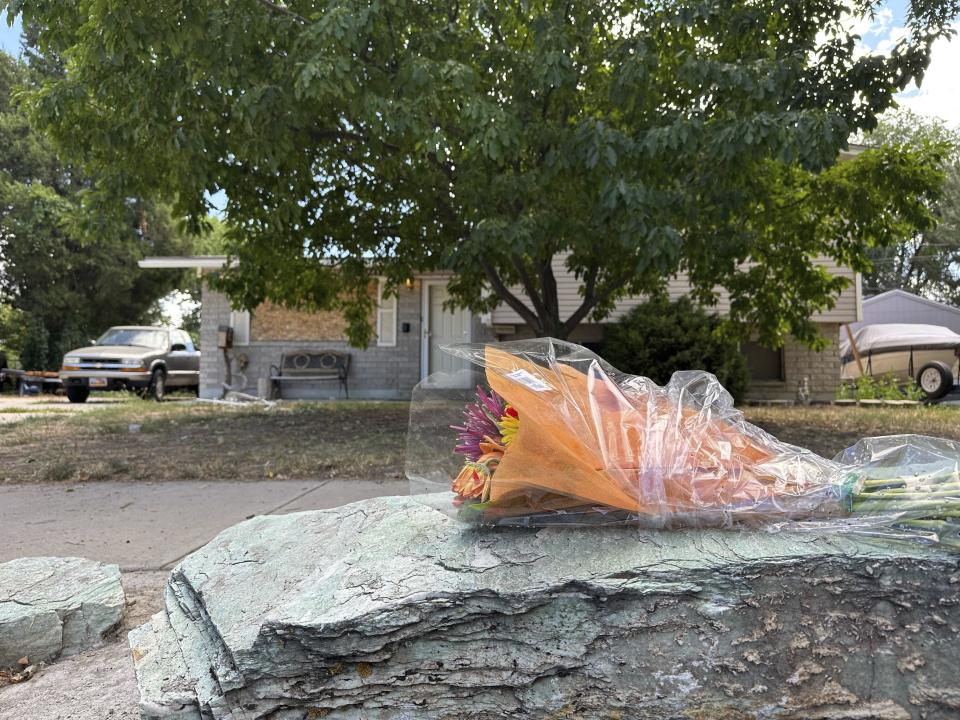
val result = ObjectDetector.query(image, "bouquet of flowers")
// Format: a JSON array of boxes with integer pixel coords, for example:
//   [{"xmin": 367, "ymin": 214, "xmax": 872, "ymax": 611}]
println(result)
[{"xmin": 416, "ymin": 338, "xmax": 960, "ymax": 550}]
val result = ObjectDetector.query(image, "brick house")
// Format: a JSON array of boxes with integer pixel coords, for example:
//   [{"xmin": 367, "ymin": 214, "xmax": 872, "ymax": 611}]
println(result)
[{"xmin": 140, "ymin": 255, "xmax": 859, "ymax": 403}]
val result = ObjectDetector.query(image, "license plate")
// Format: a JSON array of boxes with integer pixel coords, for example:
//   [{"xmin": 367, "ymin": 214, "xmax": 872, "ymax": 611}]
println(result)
[{"xmin": 89, "ymin": 378, "xmax": 108, "ymax": 388}]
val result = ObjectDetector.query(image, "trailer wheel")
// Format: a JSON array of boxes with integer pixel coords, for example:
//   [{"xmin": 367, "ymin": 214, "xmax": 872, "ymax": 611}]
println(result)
[
  {"xmin": 917, "ymin": 361, "xmax": 953, "ymax": 400},
  {"xmin": 66, "ymin": 386, "xmax": 90, "ymax": 404}
]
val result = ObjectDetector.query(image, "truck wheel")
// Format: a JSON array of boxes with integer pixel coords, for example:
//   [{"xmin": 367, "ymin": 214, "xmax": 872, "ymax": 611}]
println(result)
[
  {"xmin": 917, "ymin": 361, "xmax": 953, "ymax": 400},
  {"xmin": 66, "ymin": 386, "xmax": 90, "ymax": 404},
  {"xmin": 149, "ymin": 368, "xmax": 166, "ymax": 402}
]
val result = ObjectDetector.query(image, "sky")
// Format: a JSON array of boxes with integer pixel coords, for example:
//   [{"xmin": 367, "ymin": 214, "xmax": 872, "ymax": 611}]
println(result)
[
  {"xmin": 0, "ymin": 12, "xmax": 20, "ymax": 57},
  {"xmin": 851, "ymin": 1, "xmax": 960, "ymax": 125}
]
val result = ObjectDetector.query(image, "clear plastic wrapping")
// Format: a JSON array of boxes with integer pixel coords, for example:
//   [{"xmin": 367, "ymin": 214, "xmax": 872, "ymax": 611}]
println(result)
[{"xmin": 405, "ymin": 338, "xmax": 960, "ymax": 550}]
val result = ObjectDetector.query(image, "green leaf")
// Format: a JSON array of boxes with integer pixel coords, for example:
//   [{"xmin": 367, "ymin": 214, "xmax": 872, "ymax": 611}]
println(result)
[{"xmin": 6, "ymin": 0, "xmax": 956, "ymax": 347}]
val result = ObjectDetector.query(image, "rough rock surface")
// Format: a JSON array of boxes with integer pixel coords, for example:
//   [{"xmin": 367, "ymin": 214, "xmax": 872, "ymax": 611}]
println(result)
[
  {"xmin": 0, "ymin": 556, "xmax": 125, "ymax": 667},
  {"xmin": 130, "ymin": 495, "xmax": 960, "ymax": 720}
]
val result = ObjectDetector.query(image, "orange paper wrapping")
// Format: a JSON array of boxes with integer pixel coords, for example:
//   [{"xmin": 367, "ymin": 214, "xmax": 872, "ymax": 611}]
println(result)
[{"xmin": 482, "ymin": 346, "xmax": 823, "ymax": 518}]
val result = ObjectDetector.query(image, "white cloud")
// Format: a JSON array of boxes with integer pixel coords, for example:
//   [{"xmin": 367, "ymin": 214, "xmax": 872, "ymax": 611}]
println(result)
[
  {"xmin": 894, "ymin": 25, "xmax": 960, "ymax": 127},
  {"xmin": 852, "ymin": 11, "xmax": 960, "ymax": 127},
  {"xmin": 832, "ymin": 7, "xmax": 896, "ymax": 55},
  {"xmin": 851, "ymin": 7, "xmax": 895, "ymax": 40},
  {"xmin": 874, "ymin": 25, "xmax": 909, "ymax": 55}
]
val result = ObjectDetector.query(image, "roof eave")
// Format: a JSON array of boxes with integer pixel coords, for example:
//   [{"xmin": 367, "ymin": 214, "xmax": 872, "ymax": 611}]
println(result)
[{"xmin": 139, "ymin": 256, "xmax": 228, "ymax": 270}]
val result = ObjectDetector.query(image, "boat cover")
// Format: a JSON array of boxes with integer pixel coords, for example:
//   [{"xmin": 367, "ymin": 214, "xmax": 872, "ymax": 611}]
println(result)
[{"xmin": 840, "ymin": 323, "xmax": 960, "ymax": 358}]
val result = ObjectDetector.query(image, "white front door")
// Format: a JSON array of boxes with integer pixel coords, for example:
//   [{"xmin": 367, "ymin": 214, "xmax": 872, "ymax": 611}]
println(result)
[{"xmin": 422, "ymin": 282, "xmax": 472, "ymax": 380}]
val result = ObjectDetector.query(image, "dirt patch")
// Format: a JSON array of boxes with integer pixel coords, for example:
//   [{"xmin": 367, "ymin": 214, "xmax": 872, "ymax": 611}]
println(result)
[
  {"xmin": 0, "ymin": 570, "xmax": 166, "ymax": 720},
  {"xmin": 0, "ymin": 639, "xmax": 140, "ymax": 720},
  {"xmin": 120, "ymin": 571, "xmax": 168, "ymax": 632},
  {"xmin": 742, "ymin": 405, "xmax": 960, "ymax": 458},
  {"xmin": 0, "ymin": 400, "xmax": 409, "ymax": 484}
]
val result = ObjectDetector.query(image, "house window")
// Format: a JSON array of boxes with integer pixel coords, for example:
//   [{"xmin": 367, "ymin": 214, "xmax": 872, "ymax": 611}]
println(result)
[
  {"xmin": 230, "ymin": 309, "xmax": 250, "ymax": 346},
  {"xmin": 377, "ymin": 278, "xmax": 398, "ymax": 347},
  {"xmin": 742, "ymin": 341, "xmax": 784, "ymax": 381}
]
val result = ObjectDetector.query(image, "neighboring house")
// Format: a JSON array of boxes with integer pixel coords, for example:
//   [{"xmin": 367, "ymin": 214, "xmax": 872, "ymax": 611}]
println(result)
[
  {"xmin": 848, "ymin": 289, "xmax": 960, "ymax": 336},
  {"xmin": 140, "ymin": 256, "xmax": 861, "ymax": 402}
]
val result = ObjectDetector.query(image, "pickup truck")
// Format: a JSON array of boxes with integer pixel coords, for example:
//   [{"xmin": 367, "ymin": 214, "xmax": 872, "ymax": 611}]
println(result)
[{"xmin": 60, "ymin": 326, "xmax": 200, "ymax": 403}]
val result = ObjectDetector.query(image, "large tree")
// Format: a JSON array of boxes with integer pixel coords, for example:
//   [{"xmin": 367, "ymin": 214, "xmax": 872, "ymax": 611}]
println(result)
[
  {"xmin": 861, "ymin": 110, "xmax": 960, "ymax": 304},
  {"xmin": 5, "ymin": 0, "xmax": 958, "ymax": 346},
  {"xmin": 0, "ymin": 50, "xmax": 197, "ymax": 369}
]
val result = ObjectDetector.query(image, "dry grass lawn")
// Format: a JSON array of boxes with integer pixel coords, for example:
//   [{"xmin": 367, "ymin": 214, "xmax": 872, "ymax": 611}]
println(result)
[
  {"xmin": 3, "ymin": 397, "xmax": 960, "ymax": 484},
  {"xmin": 743, "ymin": 404, "xmax": 960, "ymax": 458},
  {"xmin": 0, "ymin": 399, "xmax": 409, "ymax": 484}
]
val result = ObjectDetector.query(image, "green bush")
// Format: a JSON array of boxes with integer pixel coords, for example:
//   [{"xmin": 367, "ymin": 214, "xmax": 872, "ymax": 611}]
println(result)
[
  {"xmin": 0, "ymin": 305, "xmax": 26, "ymax": 367},
  {"xmin": 51, "ymin": 316, "xmax": 90, "ymax": 368},
  {"xmin": 19, "ymin": 314, "xmax": 51, "ymax": 371},
  {"xmin": 901, "ymin": 380, "xmax": 925, "ymax": 401},
  {"xmin": 600, "ymin": 296, "xmax": 750, "ymax": 404},
  {"xmin": 854, "ymin": 375, "xmax": 881, "ymax": 400},
  {"xmin": 837, "ymin": 373, "xmax": 924, "ymax": 401}
]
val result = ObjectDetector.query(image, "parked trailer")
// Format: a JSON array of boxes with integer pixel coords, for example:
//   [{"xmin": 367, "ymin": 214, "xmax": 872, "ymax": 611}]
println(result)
[
  {"xmin": 0, "ymin": 368, "xmax": 62, "ymax": 395},
  {"xmin": 840, "ymin": 323, "xmax": 960, "ymax": 400}
]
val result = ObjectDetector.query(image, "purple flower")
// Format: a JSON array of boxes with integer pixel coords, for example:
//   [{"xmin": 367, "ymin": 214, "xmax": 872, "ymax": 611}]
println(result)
[{"xmin": 452, "ymin": 386, "xmax": 506, "ymax": 460}]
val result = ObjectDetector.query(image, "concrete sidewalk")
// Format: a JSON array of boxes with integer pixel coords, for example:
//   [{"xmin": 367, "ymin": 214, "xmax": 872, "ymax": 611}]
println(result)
[
  {"xmin": 0, "ymin": 477, "xmax": 411, "ymax": 717},
  {"xmin": 0, "ymin": 479, "xmax": 407, "ymax": 571}
]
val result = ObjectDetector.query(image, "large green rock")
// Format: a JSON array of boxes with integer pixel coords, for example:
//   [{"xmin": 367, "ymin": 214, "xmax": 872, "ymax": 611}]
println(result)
[
  {"xmin": 130, "ymin": 495, "xmax": 960, "ymax": 719},
  {"xmin": 0, "ymin": 556, "xmax": 125, "ymax": 667}
]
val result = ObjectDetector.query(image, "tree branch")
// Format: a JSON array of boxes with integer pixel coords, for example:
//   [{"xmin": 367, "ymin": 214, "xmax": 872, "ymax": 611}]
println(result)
[
  {"xmin": 309, "ymin": 124, "xmax": 457, "ymax": 186},
  {"xmin": 255, "ymin": 0, "xmax": 308, "ymax": 24},
  {"xmin": 481, "ymin": 260, "xmax": 543, "ymax": 333},
  {"xmin": 510, "ymin": 256, "xmax": 551, "ymax": 327},
  {"xmin": 308, "ymin": 128, "xmax": 366, "ymax": 143},
  {"xmin": 427, "ymin": 152, "xmax": 456, "ymax": 181},
  {"xmin": 478, "ymin": 4, "xmax": 507, "ymax": 45},
  {"xmin": 538, "ymin": 254, "xmax": 559, "ymax": 323},
  {"xmin": 307, "ymin": 126, "xmax": 402, "ymax": 154},
  {"xmin": 561, "ymin": 263, "xmax": 599, "ymax": 336}
]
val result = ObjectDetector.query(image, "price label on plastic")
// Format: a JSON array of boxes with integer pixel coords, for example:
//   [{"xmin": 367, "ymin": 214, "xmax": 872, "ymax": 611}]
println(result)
[{"xmin": 506, "ymin": 368, "xmax": 553, "ymax": 392}]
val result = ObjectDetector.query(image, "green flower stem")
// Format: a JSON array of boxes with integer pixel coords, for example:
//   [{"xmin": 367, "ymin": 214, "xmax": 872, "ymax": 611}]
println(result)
[
  {"xmin": 860, "ymin": 479, "xmax": 907, "ymax": 490},
  {"xmin": 852, "ymin": 498, "xmax": 960, "ymax": 513},
  {"xmin": 841, "ymin": 471, "xmax": 960, "ymax": 551},
  {"xmin": 860, "ymin": 471, "xmax": 960, "ymax": 491},
  {"xmin": 868, "ymin": 482, "xmax": 960, "ymax": 496},
  {"xmin": 858, "ymin": 490, "xmax": 960, "ymax": 501}
]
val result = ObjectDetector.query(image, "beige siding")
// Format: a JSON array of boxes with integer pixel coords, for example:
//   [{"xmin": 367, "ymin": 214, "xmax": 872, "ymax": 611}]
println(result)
[{"xmin": 490, "ymin": 255, "xmax": 860, "ymax": 325}]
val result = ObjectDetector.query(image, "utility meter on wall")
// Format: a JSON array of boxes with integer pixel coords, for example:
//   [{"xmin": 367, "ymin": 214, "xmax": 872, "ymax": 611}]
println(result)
[{"xmin": 217, "ymin": 325, "xmax": 234, "ymax": 349}]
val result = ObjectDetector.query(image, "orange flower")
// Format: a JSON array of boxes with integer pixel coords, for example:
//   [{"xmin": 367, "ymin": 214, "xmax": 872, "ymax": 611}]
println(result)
[
  {"xmin": 452, "ymin": 445, "xmax": 503, "ymax": 504},
  {"xmin": 452, "ymin": 465, "xmax": 487, "ymax": 504}
]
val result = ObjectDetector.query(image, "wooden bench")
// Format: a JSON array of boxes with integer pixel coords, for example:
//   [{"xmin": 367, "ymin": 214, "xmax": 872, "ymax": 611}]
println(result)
[{"xmin": 269, "ymin": 350, "xmax": 350, "ymax": 399}]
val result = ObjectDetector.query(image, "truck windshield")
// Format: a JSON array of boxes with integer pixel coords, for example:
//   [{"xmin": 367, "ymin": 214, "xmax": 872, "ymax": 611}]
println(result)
[{"xmin": 96, "ymin": 328, "xmax": 168, "ymax": 350}]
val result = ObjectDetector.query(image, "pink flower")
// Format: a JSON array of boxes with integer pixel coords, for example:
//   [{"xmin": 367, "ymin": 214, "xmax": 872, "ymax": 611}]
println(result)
[{"xmin": 452, "ymin": 386, "xmax": 507, "ymax": 461}]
